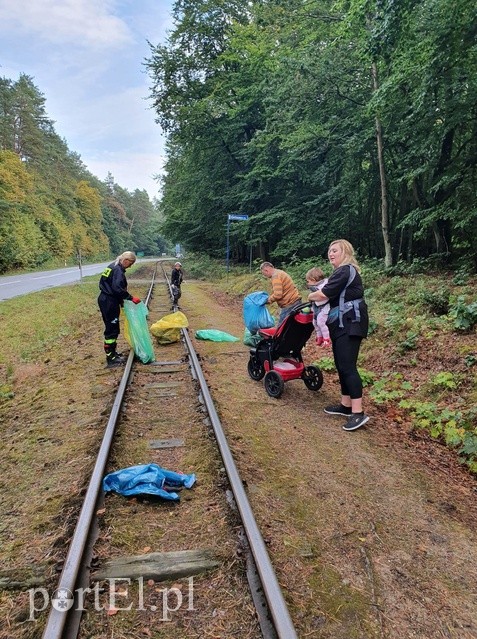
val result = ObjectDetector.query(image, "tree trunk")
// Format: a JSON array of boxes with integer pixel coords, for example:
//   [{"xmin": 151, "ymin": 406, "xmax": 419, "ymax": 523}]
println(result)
[
  {"xmin": 257, "ymin": 241, "xmax": 268, "ymax": 262},
  {"xmin": 371, "ymin": 62, "xmax": 393, "ymax": 268}
]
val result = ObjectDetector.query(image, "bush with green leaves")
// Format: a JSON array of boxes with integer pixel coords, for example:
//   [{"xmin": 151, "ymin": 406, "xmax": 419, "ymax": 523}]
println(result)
[
  {"xmin": 452, "ymin": 267, "xmax": 471, "ymax": 286},
  {"xmin": 360, "ymin": 259, "xmax": 388, "ymax": 289},
  {"xmin": 416, "ymin": 287, "xmax": 451, "ymax": 316},
  {"xmin": 429, "ymin": 371, "xmax": 461, "ymax": 391},
  {"xmin": 464, "ymin": 354, "xmax": 477, "ymax": 368},
  {"xmin": 367, "ymin": 318, "xmax": 378, "ymax": 335},
  {"xmin": 396, "ymin": 331, "xmax": 419, "ymax": 354},
  {"xmin": 313, "ymin": 356, "xmax": 335, "ymax": 372},
  {"xmin": 399, "ymin": 401, "xmax": 477, "ymax": 472},
  {"xmin": 368, "ymin": 372, "xmax": 413, "ymax": 404},
  {"xmin": 357, "ymin": 367, "xmax": 374, "ymax": 388},
  {"xmin": 184, "ymin": 253, "xmax": 229, "ymax": 280},
  {"xmin": 449, "ymin": 296, "xmax": 477, "ymax": 332},
  {"xmin": 382, "ymin": 305, "xmax": 407, "ymax": 336},
  {"xmin": 384, "ymin": 255, "xmax": 449, "ymax": 277}
]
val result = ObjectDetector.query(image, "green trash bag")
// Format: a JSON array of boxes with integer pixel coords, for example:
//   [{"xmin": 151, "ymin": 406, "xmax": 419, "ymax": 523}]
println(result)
[
  {"xmin": 123, "ymin": 300, "xmax": 155, "ymax": 363},
  {"xmin": 195, "ymin": 329, "xmax": 240, "ymax": 342},
  {"xmin": 243, "ymin": 328, "xmax": 262, "ymax": 347}
]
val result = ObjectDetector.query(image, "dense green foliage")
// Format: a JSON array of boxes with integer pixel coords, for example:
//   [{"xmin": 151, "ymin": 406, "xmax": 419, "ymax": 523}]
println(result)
[
  {"xmin": 0, "ymin": 75, "xmax": 167, "ymax": 272},
  {"xmin": 147, "ymin": 0, "xmax": 477, "ymax": 269}
]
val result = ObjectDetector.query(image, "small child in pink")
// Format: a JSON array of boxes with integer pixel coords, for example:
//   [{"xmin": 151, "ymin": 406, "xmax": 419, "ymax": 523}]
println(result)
[{"xmin": 306, "ymin": 268, "xmax": 331, "ymax": 347}]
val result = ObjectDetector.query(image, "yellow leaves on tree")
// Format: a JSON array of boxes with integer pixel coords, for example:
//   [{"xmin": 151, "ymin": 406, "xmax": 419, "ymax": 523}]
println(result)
[
  {"xmin": 74, "ymin": 180, "xmax": 110, "ymax": 256},
  {"xmin": 0, "ymin": 150, "xmax": 33, "ymax": 203},
  {"xmin": 0, "ymin": 151, "xmax": 110, "ymax": 269}
]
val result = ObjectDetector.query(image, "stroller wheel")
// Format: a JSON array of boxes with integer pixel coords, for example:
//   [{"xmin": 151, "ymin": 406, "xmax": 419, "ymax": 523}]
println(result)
[
  {"xmin": 247, "ymin": 356, "xmax": 265, "ymax": 381},
  {"xmin": 302, "ymin": 365, "xmax": 324, "ymax": 391},
  {"xmin": 264, "ymin": 370, "xmax": 285, "ymax": 398}
]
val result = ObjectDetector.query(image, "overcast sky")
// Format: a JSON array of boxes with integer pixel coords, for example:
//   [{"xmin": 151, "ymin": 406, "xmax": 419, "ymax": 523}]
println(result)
[{"xmin": 0, "ymin": 0, "xmax": 174, "ymax": 200}]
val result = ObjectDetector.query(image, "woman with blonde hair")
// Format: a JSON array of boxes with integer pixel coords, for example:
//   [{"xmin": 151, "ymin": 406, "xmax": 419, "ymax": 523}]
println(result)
[
  {"xmin": 308, "ymin": 239, "xmax": 369, "ymax": 431},
  {"xmin": 98, "ymin": 251, "xmax": 141, "ymax": 367}
]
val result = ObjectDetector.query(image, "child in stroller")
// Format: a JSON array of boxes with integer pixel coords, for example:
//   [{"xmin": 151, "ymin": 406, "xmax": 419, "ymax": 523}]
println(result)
[{"xmin": 247, "ymin": 303, "xmax": 323, "ymax": 398}]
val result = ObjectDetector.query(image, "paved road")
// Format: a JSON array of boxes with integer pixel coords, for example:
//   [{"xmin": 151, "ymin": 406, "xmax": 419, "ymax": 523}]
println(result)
[{"xmin": 0, "ymin": 262, "xmax": 111, "ymax": 301}]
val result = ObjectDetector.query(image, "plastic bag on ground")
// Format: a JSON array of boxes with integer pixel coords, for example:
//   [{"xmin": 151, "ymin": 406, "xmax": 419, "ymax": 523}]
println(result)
[
  {"xmin": 171, "ymin": 284, "xmax": 181, "ymax": 301},
  {"xmin": 123, "ymin": 301, "xmax": 155, "ymax": 363},
  {"xmin": 195, "ymin": 329, "xmax": 240, "ymax": 342},
  {"xmin": 243, "ymin": 328, "xmax": 262, "ymax": 347},
  {"xmin": 103, "ymin": 463, "xmax": 196, "ymax": 502},
  {"xmin": 150, "ymin": 311, "xmax": 188, "ymax": 345},
  {"xmin": 243, "ymin": 291, "xmax": 275, "ymax": 333}
]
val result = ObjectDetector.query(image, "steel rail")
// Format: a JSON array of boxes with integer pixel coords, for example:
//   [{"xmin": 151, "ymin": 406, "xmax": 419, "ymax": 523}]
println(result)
[
  {"xmin": 181, "ymin": 328, "xmax": 298, "ymax": 639},
  {"xmin": 41, "ymin": 264, "xmax": 158, "ymax": 639}
]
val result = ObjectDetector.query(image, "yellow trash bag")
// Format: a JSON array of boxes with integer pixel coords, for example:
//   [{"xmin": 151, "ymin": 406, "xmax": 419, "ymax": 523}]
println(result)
[{"xmin": 150, "ymin": 311, "xmax": 189, "ymax": 345}]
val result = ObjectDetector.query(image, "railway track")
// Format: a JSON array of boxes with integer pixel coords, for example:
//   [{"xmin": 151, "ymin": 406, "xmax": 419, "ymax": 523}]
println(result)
[{"xmin": 40, "ymin": 261, "xmax": 298, "ymax": 639}]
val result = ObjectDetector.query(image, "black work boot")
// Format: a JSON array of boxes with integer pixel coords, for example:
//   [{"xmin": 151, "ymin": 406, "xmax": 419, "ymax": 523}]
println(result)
[
  {"xmin": 106, "ymin": 354, "xmax": 126, "ymax": 367},
  {"xmin": 104, "ymin": 342, "xmax": 126, "ymax": 367}
]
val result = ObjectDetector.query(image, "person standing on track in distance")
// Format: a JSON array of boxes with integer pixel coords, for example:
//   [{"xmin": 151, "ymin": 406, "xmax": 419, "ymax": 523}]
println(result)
[
  {"xmin": 98, "ymin": 251, "xmax": 141, "ymax": 367},
  {"xmin": 308, "ymin": 239, "xmax": 369, "ymax": 431},
  {"xmin": 171, "ymin": 261, "xmax": 184, "ymax": 307},
  {"xmin": 260, "ymin": 262, "xmax": 302, "ymax": 324}
]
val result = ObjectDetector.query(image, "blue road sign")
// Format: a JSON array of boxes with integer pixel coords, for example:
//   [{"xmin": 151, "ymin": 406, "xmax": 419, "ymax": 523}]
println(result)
[{"xmin": 228, "ymin": 214, "xmax": 249, "ymax": 221}]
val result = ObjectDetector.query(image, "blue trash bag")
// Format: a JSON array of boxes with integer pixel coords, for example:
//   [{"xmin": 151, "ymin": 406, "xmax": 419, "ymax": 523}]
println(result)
[
  {"xmin": 103, "ymin": 463, "xmax": 196, "ymax": 502},
  {"xmin": 123, "ymin": 300, "xmax": 155, "ymax": 364},
  {"xmin": 243, "ymin": 291, "xmax": 275, "ymax": 333}
]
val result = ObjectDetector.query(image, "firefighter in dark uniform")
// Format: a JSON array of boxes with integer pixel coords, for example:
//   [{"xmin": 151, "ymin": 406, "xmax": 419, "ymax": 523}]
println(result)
[
  {"xmin": 98, "ymin": 251, "xmax": 141, "ymax": 367},
  {"xmin": 171, "ymin": 261, "xmax": 184, "ymax": 307}
]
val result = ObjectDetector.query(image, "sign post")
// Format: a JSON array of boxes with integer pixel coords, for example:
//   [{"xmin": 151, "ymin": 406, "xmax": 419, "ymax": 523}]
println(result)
[
  {"xmin": 226, "ymin": 214, "xmax": 249, "ymax": 274},
  {"xmin": 77, "ymin": 248, "xmax": 83, "ymax": 282}
]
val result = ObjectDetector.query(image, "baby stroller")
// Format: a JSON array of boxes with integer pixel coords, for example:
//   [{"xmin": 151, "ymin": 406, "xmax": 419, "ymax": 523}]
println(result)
[{"xmin": 247, "ymin": 303, "xmax": 324, "ymax": 398}]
